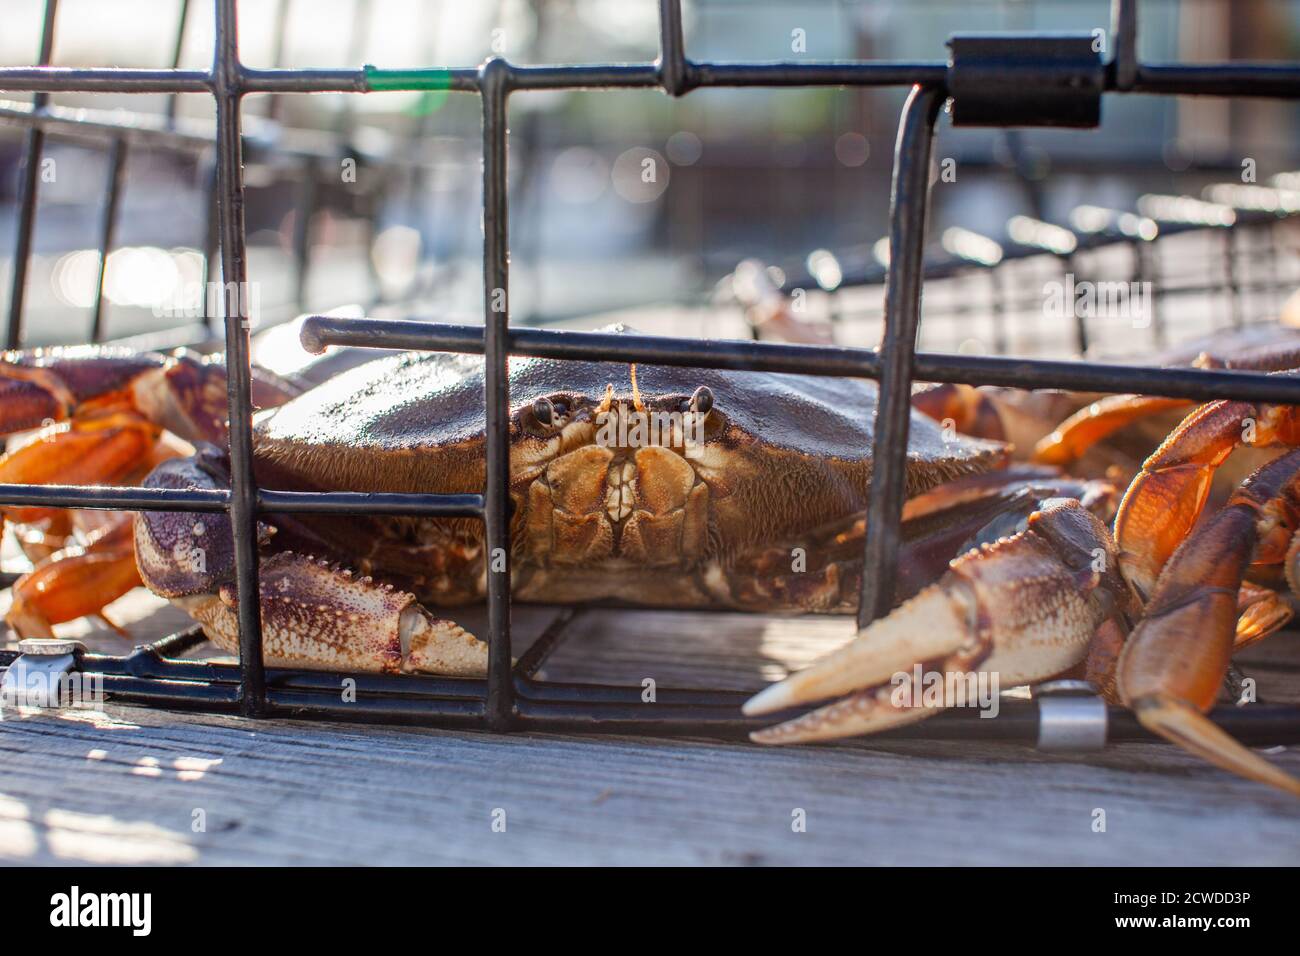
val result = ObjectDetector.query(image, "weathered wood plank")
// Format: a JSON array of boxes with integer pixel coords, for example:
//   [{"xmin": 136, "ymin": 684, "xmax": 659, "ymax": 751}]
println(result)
[
  {"xmin": 2, "ymin": 545, "xmax": 1299, "ymax": 866},
  {"xmin": 0, "ymin": 697, "xmax": 1296, "ymax": 866}
]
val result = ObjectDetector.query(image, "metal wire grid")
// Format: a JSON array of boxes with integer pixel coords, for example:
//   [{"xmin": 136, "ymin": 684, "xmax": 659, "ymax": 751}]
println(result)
[
  {"xmin": 764, "ymin": 198, "xmax": 1300, "ymax": 357},
  {"xmin": 2, "ymin": 0, "xmax": 1300, "ymax": 742},
  {"xmin": 0, "ymin": 0, "xmax": 438, "ymax": 350}
]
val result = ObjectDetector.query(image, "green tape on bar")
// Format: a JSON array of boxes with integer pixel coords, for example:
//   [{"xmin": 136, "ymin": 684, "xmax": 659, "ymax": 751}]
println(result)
[
  {"xmin": 364, "ymin": 65, "xmax": 463, "ymax": 115},
  {"xmin": 364, "ymin": 65, "xmax": 459, "ymax": 92}
]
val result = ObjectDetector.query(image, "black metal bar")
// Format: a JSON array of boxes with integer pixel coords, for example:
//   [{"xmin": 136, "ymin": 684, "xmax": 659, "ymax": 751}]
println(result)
[
  {"xmin": 1133, "ymin": 236, "xmax": 1163, "ymax": 348},
  {"xmin": 690, "ymin": 61, "xmax": 948, "ymax": 88},
  {"xmin": 292, "ymin": 156, "xmax": 318, "ymax": 311},
  {"xmin": 164, "ymin": 0, "xmax": 193, "ymax": 127},
  {"xmin": 300, "ymin": 315, "xmax": 881, "ymax": 377},
  {"xmin": 0, "ymin": 482, "xmax": 482, "ymax": 516},
  {"xmin": 0, "ymin": 67, "xmax": 211, "ymax": 92},
  {"xmin": 30, "ymin": 2, "xmax": 58, "ymax": 106},
  {"xmin": 298, "ymin": 316, "xmax": 1300, "ymax": 405},
  {"xmin": 0, "ymin": 484, "xmax": 227, "ymax": 512},
  {"xmin": 263, "ymin": 0, "xmax": 290, "ymax": 123},
  {"xmin": 1110, "ymin": 0, "xmax": 1137, "ymax": 91},
  {"xmin": 858, "ymin": 85, "xmax": 942, "ymax": 630},
  {"xmin": 213, "ymin": 0, "xmax": 266, "ymax": 718},
  {"xmin": 481, "ymin": 58, "xmax": 513, "ymax": 731},
  {"xmin": 1223, "ymin": 227, "xmax": 1242, "ymax": 328},
  {"xmin": 1132, "ymin": 64, "xmax": 1300, "ymax": 98},
  {"xmin": 259, "ymin": 489, "xmax": 483, "ymax": 517},
  {"xmin": 989, "ymin": 268, "xmax": 1008, "ymax": 356},
  {"xmin": 656, "ymin": 0, "xmax": 691, "ymax": 96},
  {"xmin": 239, "ymin": 67, "xmax": 372, "ymax": 94},
  {"xmin": 513, "ymin": 609, "xmax": 578, "ymax": 681},
  {"xmin": 90, "ymin": 137, "xmax": 127, "ymax": 342},
  {"xmin": 5, "ymin": 0, "xmax": 58, "ymax": 350},
  {"xmin": 201, "ymin": 153, "xmax": 219, "ymax": 333},
  {"xmin": 0, "ymin": 99, "xmax": 211, "ymax": 149}
]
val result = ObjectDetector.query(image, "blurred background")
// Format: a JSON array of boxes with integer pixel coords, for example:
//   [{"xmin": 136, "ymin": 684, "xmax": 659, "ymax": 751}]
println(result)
[{"xmin": 1, "ymin": 0, "xmax": 1299, "ymax": 360}]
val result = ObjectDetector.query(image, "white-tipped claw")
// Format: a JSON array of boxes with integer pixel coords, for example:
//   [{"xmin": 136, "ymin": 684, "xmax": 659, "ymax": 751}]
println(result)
[{"xmin": 742, "ymin": 585, "xmax": 968, "ymax": 717}]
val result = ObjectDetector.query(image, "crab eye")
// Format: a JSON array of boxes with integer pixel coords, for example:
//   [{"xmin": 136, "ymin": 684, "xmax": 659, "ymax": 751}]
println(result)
[
  {"xmin": 532, "ymin": 397, "xmax": 555, "ymax": 426},
  {"xmin": 690, "ymin": 385, "xmax": 714, "ymax": 416}
]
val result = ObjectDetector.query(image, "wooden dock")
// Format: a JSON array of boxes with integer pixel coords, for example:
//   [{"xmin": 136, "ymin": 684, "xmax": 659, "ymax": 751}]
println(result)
[{"xmin": 0, "ymin": 592, "xmax": 1297, "ymax": 866}]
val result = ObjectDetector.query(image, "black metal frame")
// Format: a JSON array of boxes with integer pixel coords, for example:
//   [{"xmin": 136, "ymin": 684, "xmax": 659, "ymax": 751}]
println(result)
[{"xmin": 2, "ymin": 0, "xmax": 1300, "ymax": 743}]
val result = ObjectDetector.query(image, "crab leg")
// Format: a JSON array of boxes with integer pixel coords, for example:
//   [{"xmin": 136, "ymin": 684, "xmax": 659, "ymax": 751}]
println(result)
[
  {"xmin": 1234, "ymin": 581, "xmax": 1293, "ymax": 650},
  {"xmin": 0, "ymin": 346, "xmax": 301, "ymax": 448},
  {"xmin": 1114, "ymin": 395, "xmax": 1300, "ymax": 599},
  {"xmin": 0, "ymin": 409, "xmax": 160, "ymax": 524},
  {"xmin": 911, "ymin": 383, "xmax": 1083, "ymax": 454},
  {"xmin": 1118, "ymin": 449, "xmax": 1300, "ymax": 796},
  {"xmin": 6, "ymin": 517, "xmax": 140, "ymax": 637},
  {"xmin": 1033, "ymin": 394, "xmax": 1194, "ymax": 466},
  {"xmin": 745, "ymin": 499, "xmax": 1137, "ymax": 743}
]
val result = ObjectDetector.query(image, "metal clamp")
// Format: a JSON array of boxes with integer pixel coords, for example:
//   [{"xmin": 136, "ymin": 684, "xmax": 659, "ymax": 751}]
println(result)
[
  {"xmin": 947, "ymin": 34, "xmax": 1104, "ymax": 129},
  {"xmin": 0, "ymin": 638, "xmax": 86, "ymax": 709},
  {"xmin": 1034, "ymin": 679, "xmax": 1108, "ymax": 752}
]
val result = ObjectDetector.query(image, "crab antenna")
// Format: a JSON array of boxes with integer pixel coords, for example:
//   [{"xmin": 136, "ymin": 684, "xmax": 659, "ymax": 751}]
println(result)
[
  {"xmin": 629, "ymin": 363, "xmax": 646, "ymax": 413},
  {"xmin": 598, "ymin": 382, "xmax": 614, "ymax": 415}
]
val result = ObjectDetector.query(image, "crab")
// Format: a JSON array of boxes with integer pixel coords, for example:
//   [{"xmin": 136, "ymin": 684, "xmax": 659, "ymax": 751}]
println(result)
[
  {"xmin": 750, "ymin": 331, "xmax": 1300, "ymax": 797},
  {"xmin": 0, "ymin": 346, "xmax": 302, "ymax": 635},
  {"xmin": 0, "ymin": 335, "xmax": 1296, "ymax": 795},
  {"xmin": 913, "ymin": 321, "xmax": 1300, "ymax": 479}
]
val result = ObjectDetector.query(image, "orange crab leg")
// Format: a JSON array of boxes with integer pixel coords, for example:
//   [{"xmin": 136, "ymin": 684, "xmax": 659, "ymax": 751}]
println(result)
[
  {"xmin": 1033, "ymin": 394, "xmax": 1194, "ymax": 466},
  {"xmin": 1118, "ymin": 449, "xmax": 1300, "ymax": 796},
  {"xmin": 1114, "ymin": 397, "xmax": 1300, "ymax": 599},
  {"xmin": 910, "ymin": 383, "xmax": 1008, "ymax": 441},
  {"xmin": 6, "ymin": 518, "xmax": 141, "ymax": 638},
  {"xmin": 0, "ymin": 409, "xmax": 160, "ymax": 525}
]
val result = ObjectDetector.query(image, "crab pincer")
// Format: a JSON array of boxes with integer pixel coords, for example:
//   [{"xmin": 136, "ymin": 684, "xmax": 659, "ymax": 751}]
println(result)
[
  {"xmin": 1118, "ymin": 449, "xmax": 1300, "ymax": 796},
  {"xmin": 134, "ymin": 448, "xmax": 487, "ymax": 676},
  {"xmin": 744, "ymin": 499, "xmax": 1137, "ymax": 743}
]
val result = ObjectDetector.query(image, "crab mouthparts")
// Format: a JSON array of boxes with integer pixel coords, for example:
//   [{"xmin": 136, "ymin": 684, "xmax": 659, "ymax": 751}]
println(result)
[{"xmin": 604, "ymin": 457, "xmax": 638, "ymax": 524}]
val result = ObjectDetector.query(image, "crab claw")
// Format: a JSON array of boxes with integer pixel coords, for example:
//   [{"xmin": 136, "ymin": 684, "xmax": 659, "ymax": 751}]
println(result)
[
  {"xmin": 136, "ymin": 447, "xmax": 487, "ymax": 677},
  {"xmin": 1118, "ymin": 449, "xmax": 1300, "ymax": 796},
  {"xmin": 746, "ymin": 499, "xmax": 1135, "ymax": 743}
]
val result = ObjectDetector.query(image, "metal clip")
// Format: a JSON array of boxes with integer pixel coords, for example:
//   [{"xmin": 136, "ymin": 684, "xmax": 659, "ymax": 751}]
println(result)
[
  {"xmin": 1034, "ymin": 679, "xmax": 1108, "ymax": 752},
  {"xmin": 1, "ymin": 638, "xmax": 86, "ymax": 709},
  {"xmin": 947, "ymin": 33, "xmax": 1104, "ymax": 129}
]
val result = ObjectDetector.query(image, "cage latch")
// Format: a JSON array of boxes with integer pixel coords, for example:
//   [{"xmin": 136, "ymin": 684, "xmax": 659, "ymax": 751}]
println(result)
[
  {"xmin": 946, "ymin": 33, "xmax": 1103, "ymax": 129},
  {"xmin": 0, "ymin": 638, "xmax": 86, "ymax": 709},
  {"xmin": 1034, "ymin": 679, "xmax": 1108, "ymax": 752}
]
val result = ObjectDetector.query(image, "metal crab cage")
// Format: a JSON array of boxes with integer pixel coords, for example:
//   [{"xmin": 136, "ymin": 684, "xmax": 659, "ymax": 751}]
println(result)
[
  {"xmin": 765, "ymin": 187, "xmax": 1300, "ymax": 359},
  {"xmin": 2, "ymin": 0, "xmax": 1300, "ymax": 749}
]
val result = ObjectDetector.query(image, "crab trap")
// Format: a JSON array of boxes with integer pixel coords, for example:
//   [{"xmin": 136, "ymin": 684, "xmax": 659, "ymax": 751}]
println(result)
[{"xmin": 2, "ymin": 0, "xmax": 1300, "ymax": 752}]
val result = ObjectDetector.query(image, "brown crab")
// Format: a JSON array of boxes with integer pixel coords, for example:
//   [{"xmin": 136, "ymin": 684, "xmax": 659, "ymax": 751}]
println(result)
[
  {"xmin": 749, "ymin": 327, "xmax": 1300, "ymax": 796},
  {"xmin": 1, "ymin": 339, "xmax": 1117, "ymax": 647},
  {"xmin": 0, "ymin": 335, "xmax": 1293, "ymax": 794}
]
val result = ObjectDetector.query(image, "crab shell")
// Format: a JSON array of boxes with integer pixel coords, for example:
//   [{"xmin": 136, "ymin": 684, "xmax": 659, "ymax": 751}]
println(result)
[{"xmin": 217, "ymin": 347, "xmax": 1004, "ymax": 608}]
